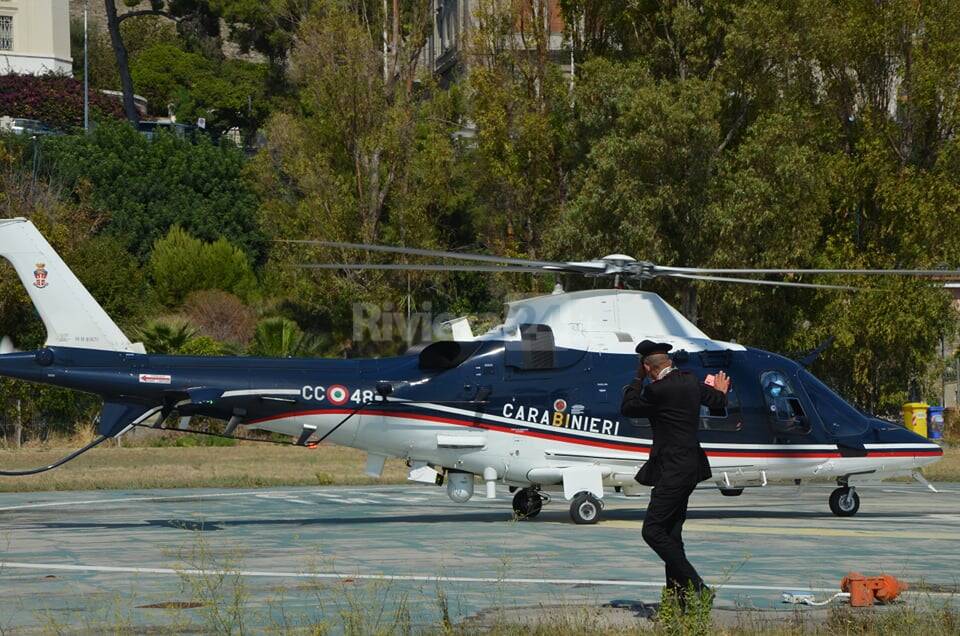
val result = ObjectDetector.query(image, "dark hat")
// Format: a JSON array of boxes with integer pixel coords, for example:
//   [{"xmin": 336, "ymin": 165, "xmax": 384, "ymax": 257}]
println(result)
[{"xmin": 635, "ymin": 340, "xmax": 673, "ymax": 357}]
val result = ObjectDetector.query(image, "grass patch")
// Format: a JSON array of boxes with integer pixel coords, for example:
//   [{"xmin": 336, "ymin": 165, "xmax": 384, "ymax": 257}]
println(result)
[
  {"xmin": 0, "ymin": 443, "xmax": 408, "ymax": 492},
  {"xmin": 147, "ymin": 433, "xmax": 239, "ymax": 447},
  {"xmin": 920, "ymin": 444, "xmax": 960, "ymax": 482}
]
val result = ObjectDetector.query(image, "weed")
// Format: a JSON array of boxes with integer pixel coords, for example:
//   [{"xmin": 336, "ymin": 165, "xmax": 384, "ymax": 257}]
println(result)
[{"xmin": 174, "ymin": 535, "xmax": 251, "ymax": 634}]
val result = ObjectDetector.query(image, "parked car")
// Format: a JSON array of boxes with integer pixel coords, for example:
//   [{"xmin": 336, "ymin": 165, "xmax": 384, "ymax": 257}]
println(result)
[{"xmin": 0, "ymin": 116, "xmax": 61, "ymax": 136}]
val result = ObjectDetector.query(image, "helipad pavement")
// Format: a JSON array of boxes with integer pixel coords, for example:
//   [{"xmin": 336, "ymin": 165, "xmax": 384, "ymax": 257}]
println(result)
[{"xmin": 1, "ymin": 482, "xmax": 958, "ymax": 632}]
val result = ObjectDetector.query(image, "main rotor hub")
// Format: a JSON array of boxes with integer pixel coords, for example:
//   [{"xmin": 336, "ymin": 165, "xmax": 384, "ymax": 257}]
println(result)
[{"xmin": 596, "ymin": 255, "xmax": 656, "ymax": 280}]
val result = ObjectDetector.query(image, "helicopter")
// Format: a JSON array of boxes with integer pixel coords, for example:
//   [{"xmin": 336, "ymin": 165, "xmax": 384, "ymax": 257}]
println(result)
[{"xmin": 0, "ymin": 217, "xmax": 946, "ymax": 524}]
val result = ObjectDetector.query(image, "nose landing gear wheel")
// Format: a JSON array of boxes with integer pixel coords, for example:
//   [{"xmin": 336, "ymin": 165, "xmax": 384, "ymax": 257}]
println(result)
[
  {"xmin": 570, "ymin": 492, "xmax": 602, "ymax": 524},
  {"xmin": 829, "ymin": 487, "xmax": 860, "ymax": 517},
  {"xmin": 512, "ymin": 488, "xmax": 543, "ymax": 519}
]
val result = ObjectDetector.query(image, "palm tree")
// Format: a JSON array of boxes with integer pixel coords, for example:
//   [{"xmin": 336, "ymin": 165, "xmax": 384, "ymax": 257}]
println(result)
[
  {"xmin": 248, "ymin": 317, "xmax": 325, "ymax": 358},
  {"xmin": 134, "ymin": 320, "xmax": 198, "ymax": 354}
]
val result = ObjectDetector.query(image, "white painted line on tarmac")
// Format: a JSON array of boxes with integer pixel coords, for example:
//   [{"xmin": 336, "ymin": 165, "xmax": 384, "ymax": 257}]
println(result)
[
  {"xmin": 254, "ymin": 494, "xmax": 315, "ymax": 505},
  {"xmin": 0, "ymin": 488, "xmax": 372, "ymax": 512},
  {"xmin": 882, "ymin": 488, "xmax": 957, "ymax": 494},
  {"xmin": 0, "ymin": 560, "xmax": 846, "ymax": 594}
]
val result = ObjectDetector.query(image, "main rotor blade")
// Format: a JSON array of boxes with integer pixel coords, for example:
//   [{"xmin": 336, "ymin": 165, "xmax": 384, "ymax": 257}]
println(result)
[
  {"xmin": 282, "ymin": 239, "xmax": 607, "ymax": 271},
  {"xmin": 656, "ymin": 265, "xmax": 960, "ymax": 277},
  {"xmin": 669, "ymin": 273, "xmax": 864, "ymax": 291},
  {"xmin": 299, "ymin": 263, "xmax": 559, "ymax": 274}
]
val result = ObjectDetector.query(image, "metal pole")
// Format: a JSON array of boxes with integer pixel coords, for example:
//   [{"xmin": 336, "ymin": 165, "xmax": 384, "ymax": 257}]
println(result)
[
  {"xmin": 83, "ymin": 0, "xmax": 89, "ymax": 132},
  {"xmin": 942, "ymin": 335, "xmax": 947, "ymax": 407}
]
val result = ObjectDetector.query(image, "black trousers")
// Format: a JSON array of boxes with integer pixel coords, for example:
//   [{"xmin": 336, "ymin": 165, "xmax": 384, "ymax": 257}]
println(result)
[{"xmin": 641, "ymin": 483, "xmax": 704, "ymax": 594}]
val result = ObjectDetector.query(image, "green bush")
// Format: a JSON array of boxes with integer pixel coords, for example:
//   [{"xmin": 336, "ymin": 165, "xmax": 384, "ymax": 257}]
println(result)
[
  {"xmin": 41, "ymin": 121, "xmax": 264, "ymax": 260},
  {"xmin": 178, "ymin": 336, "xmax": 227, "ymax": 356},
  {"xmin": 149, "ymin": 226, "xmax": 258, "ymax": 306}
]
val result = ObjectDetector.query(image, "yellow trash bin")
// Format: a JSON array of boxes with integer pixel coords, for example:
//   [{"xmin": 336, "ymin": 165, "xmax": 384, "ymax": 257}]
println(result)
[{"xmin": 902, "ymin": 402, "xmax": 929, "ymax": 437}]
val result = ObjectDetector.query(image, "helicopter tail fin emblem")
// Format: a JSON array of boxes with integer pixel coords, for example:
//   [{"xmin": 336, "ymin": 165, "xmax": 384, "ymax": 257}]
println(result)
[{"xmin": 0, "ymin": 218, "xmax": 144, "ymax": 353}]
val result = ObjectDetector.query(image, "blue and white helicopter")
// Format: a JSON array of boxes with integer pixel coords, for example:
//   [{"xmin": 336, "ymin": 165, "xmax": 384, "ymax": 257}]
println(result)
[{"xmin": 0, "ymin": 218, "xmax": 945, "ymax": 524}]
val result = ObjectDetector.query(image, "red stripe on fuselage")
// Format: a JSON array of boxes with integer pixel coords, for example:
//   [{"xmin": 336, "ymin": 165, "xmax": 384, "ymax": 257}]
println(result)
[{"xmin": 246, "ymin": 408, "xmax": 943, "ymax": 459}]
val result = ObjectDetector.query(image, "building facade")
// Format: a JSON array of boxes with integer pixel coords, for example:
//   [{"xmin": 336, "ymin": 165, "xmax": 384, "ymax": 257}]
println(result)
[
  {"xmin": 424, "ymin": 0, "xmax": 567, "ymax": 80},
  {"xmin": 0, "ymin": 0, "xmax": 72, "ymax": 75}
]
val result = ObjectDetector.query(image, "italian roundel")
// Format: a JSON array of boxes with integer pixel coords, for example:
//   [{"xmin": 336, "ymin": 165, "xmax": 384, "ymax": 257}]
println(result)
[{"xmin": 327, "ymin": 384, "xmax": 349, "ymax": 406}]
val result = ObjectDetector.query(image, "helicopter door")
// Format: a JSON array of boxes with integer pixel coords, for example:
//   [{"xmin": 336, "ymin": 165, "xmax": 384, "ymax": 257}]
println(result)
[{"xmin": 760, "ymin": 370, "xmax": 812, "ymax": 440}]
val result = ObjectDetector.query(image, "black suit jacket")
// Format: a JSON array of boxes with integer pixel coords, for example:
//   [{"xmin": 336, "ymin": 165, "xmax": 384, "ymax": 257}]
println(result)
[{"xmin": 620, "ymin": 370, "xmax": 727, "ymax": 487}]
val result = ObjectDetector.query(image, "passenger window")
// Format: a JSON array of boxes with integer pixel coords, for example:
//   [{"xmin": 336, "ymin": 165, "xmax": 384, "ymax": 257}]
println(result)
[
  {"xmin": 760, "ymin": 370, "xmax": 811, "ymax": 436},
  {"xmin": 699, "ymin": 385, "xmax": 742, "ymax": 431}
]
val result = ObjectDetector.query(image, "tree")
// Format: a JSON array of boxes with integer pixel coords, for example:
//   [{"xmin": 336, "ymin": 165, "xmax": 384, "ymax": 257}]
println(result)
[
  {"xmin": 545, "ymin": 0, "xmax": 960, "ymax": 415},
  {"xmin": 130, "ymin": 43, "xmax": 270, "ymax": 133},
  {"xmin": 546, "ymin": 58, "xmax": 728, "ymax": 320},
  {"xmin": 463, "ymin": 0, "xmax": 575, "ymax": 262},
  {"xmin": 250, "ymin": 4, "xmax": 468, "ymax": 348},
  {"xmin": 42, "ymin": 121, "xmax": 263, "ymax": 260},
  {"xmin": 104, "ymin": 0, "xmax": 224, "ymax": 124},
  {"xmin": 72, "ymin": 14, "xmax": 181, "ymax": 91},
  {"xmin": 134, "ymin": 319, "xmax": 198, "ymax": 354},
  {"xmin": 212, "ymin": 0, "xmax": 316, "ymax": 76},
  {"xmin": 248, "ymin": 316, "xmax": 324, "ymax": 357},
  {"xmin": 104, "ymin": 0, "xmax": 140, "ymax": 123}
]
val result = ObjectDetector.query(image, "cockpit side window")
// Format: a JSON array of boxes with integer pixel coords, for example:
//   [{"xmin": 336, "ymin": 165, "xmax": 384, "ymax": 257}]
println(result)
[
  {"xmin": 760, "ymin": 370, "xmax": 811, "ymax": 436},
  {"xmin": 797, "ymin": 369, "xmax": 869, "ymax": 437}
]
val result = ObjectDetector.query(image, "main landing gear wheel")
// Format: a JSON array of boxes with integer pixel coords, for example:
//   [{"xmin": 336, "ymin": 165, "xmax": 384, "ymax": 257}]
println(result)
[
  {"xmin": 829, "ymin": 487, "xmax": 860, "ymax": 517},
  {"xmin": 719, "ymin": 488, "xmax": 744, "ymax": 497},
  {"xmin": 570, "ymin": 492, "xmax": 602, "ymax": 525},
  {"xmin": 512, "ymin": 488, "xmax": 544, "ymax": 519}
]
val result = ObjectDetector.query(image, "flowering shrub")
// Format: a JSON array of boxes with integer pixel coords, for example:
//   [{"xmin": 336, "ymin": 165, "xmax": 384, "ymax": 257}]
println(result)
[{"xmin": 0, "ymin": 74, "xmax": 125, "ymax": 130}]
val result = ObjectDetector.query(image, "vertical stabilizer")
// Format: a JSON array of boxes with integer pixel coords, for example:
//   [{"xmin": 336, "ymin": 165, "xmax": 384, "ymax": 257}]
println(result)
[{"xmin": 0, "ymin": 218, "xmax": 144, "ymax": 353}]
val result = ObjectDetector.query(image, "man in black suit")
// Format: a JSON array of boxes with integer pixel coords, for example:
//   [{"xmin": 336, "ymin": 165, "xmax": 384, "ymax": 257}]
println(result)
[{"xmin": 621, "ymin": 340, "xmax": 730, "ymax": 606}]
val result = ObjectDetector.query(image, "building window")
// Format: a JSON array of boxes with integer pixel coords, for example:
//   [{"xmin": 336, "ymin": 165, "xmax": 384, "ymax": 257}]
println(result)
[{"xmin": 0, "ymin": 16, "xmax": 11, "ymax": 51}]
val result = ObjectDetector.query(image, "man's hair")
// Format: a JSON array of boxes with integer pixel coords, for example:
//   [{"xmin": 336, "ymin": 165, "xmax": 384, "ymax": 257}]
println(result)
[{"xmin": 643, "ymin": 353, "xmax": 671, "ymax": 371}]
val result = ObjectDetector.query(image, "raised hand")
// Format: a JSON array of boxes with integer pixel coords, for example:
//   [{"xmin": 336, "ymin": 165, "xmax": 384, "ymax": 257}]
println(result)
[
  {"xmin": 713, "ymin": 370, "xmax": 731, "ymax": 394},
  {"xmin": 636, "ymin": 359, "xmax": 647, "ymax": 381}
]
